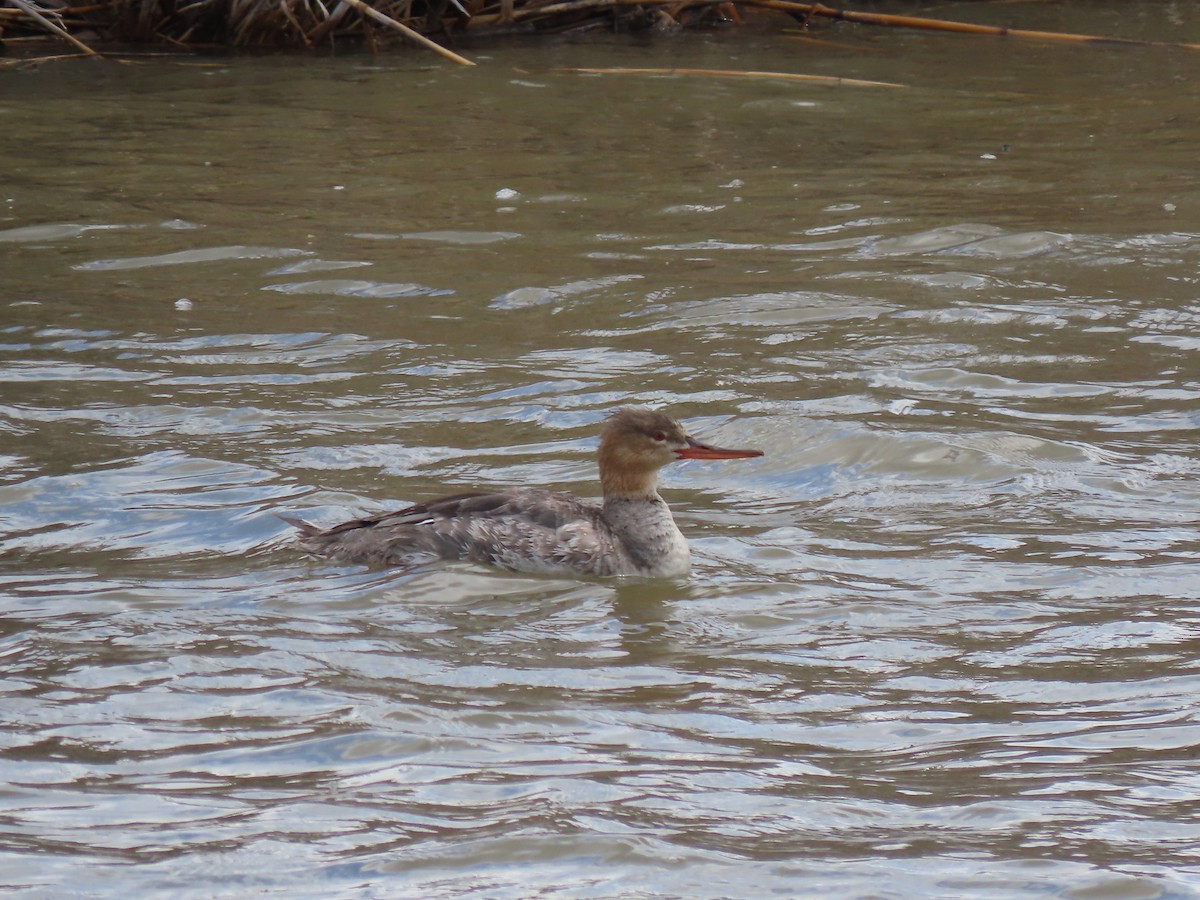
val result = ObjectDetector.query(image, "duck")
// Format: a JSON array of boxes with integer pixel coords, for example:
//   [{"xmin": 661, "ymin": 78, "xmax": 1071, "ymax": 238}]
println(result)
[{"xmin": 281, "ymin": 406, "xmax": 762, "ymax": 577}]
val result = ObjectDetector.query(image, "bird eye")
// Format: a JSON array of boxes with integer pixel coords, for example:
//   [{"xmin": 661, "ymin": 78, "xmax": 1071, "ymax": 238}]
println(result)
[{"xmin": 652, "ymin": 431, "xmax": 666, "ymax": 442}]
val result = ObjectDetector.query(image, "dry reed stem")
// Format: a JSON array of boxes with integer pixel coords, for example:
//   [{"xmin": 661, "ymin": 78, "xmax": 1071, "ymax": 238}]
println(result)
[
  {"xmin": 504, "ymin": 0, "xmax": 680, "ymax": 21},
  {"xmin": 753, "ymin": 1, "xmax": 1200, "ymax": 51},
  {"xmin": 279, "ymin": 0, "xmax": 312, "ymax": 44},
  {"xmin": 338, "ymin": 0, "xmax": 476, "ymax": 64},
  {"xmin": 306, "ymin": 0, "xmax": 350, "ymax": 43},
  {"xmin": 0, "ymin": 50, "xmax": 93, "ymax": 66},
  {"xmin": 6, "ymin": 0, "xmax": 101, "ymax": 54},
  {"xmin": 556, "ymin": 65, "xmax": 905, "ymax": 88},
  {"xmin": 783, "ymin": 30, "xmax": 884, "ymax": 52}
]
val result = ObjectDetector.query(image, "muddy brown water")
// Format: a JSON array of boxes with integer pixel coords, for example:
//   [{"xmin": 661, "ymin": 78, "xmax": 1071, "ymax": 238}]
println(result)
[{"xmin": 2, "ymin": 6, "xmax": 1200, "ymax": 897}]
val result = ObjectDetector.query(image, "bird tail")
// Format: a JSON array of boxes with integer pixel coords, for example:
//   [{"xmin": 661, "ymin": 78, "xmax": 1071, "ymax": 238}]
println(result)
[{"xmin": 276, "ymin": 512, "xmax": 321, "ymax": 537}]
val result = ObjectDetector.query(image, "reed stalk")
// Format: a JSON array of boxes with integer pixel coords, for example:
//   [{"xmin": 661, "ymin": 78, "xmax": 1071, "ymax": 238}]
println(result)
[
  {"xmin": 556, "ymin": 65, "xmax": 905, "ymax": 88},
  {"xmin": 6, "ymin": 0, "xmax": 100, "ymax": 54},
  {"xmin": 338, "ymin": 0, "xmax": 474, "ymax": 63},
  {"xmin": 752, "ymin": 1, "xmax": 1200, "ymax": 51}
]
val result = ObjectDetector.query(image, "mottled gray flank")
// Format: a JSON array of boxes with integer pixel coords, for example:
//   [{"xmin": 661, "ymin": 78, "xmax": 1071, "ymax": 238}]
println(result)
[{"xmin": 284, "ymin": 488, "xmax": 689, "ymax": 576}]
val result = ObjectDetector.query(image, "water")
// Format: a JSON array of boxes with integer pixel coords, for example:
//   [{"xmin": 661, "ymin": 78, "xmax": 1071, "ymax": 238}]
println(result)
[{"xmin": 3, "ymin": 6, "xmax": 1200, "ymax": 896}]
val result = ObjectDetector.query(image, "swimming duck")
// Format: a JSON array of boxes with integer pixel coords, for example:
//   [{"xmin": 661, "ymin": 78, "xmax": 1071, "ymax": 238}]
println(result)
[{"xmin": 282, "ymin": 407, "xmax": 762, "ymax": 577}]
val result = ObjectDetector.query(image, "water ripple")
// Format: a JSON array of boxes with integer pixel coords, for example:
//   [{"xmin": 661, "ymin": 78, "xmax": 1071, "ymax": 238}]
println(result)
[{"xmin": 4, "ymin": 34, "xmax": 1200, "ymax": 899}]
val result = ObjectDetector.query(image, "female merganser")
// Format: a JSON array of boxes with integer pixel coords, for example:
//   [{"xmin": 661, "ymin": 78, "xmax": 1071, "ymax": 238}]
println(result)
[{"xmin": 282, "ymin": 407, "xmax": 762, "ymax": 577}]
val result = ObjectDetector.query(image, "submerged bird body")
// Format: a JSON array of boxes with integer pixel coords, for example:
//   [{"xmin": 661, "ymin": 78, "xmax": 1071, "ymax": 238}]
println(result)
[{"xmin": 284, "ymin": 407, "xmax": 761, "ymax": 578}]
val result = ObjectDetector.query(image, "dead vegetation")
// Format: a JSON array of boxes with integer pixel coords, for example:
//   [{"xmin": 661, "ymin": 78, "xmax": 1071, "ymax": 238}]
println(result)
[{"xmin": 2, "ymin": 0, "xmax": 1198, "ymax": 67}]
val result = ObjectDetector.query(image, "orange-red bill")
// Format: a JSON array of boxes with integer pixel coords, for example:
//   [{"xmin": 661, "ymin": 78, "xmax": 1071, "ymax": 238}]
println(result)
[{"xmin": 675, "ymin": 437, "xmax": 764, "ymax": 460}]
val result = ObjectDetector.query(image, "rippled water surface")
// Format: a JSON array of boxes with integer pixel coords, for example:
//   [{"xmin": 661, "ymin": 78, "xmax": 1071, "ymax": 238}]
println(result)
[{"xmin": 3, "ymin": 6, "xmax": 1200, "ymax": 897}]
